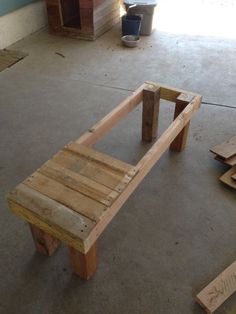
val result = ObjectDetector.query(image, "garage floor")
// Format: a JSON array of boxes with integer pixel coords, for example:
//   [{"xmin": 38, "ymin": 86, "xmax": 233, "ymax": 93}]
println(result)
[{"xmin": 1, "ymin": 2, "xmax": 236, "ymax": 313}]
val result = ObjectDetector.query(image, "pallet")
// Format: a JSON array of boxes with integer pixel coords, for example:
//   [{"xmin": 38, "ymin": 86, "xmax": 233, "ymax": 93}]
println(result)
[
  {"xmin": 7, "ymin": 82, "xmax": 202, "ymax": 280},
  {"xmin": 46, "ymin": 0, "xmax": 120, "ymax": 41}
]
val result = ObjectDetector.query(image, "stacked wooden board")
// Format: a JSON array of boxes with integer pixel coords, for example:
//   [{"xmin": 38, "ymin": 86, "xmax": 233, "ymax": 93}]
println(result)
[
  {"xmin": 210, "ymin": 136, "xmax": 236, "ymax": 189},
  {"xmin": 46, "ymin": 0, "xmax": 120, "ymax": 40}
]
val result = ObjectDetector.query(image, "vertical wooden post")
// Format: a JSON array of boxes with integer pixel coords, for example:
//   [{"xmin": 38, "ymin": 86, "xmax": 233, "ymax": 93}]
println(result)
[
  {"xmin": 29, "ymin": 224, "xmax": 60, "ymax": 256},
  {"xmin": 142, "ymin": 86, "xmax": 161, "ymax": 142},
  {"xmin": 69, "ymin": 244, "xmax": 97, "ymax": 280},
  {"xmin": 170, "ymin": 93, "xmax": 194, "ymax": 152}
]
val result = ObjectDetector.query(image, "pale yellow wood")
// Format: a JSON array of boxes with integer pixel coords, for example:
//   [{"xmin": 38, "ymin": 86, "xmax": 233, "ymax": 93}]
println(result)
[
  {"xmin": 220, "ymin": 166, "xmax": 236, "ymax": 189},
  {"xmin": 7, "ymin": 184, "xmax": 96, "ymax": 253},
  {"xmin": 24, "ymin": 172, "xmax": 106, "ymax": 222},
  {"xmin": 196, "ymin": 260, "xmax": 236, "ymax": 313},
  {"xmin": 232, "ymin": 172, "xmax": 236, "ymax": 181},
  {"xmin": 65, "ymin": 142, "xmax": 133, "ymax": 174},
  {"xmin": 145, "ymin": 81, "xmax": 199, "ymax": 102},
  {"xmin": 53, "ymin": 150, "xmax": 126, "ymax": 189},
  {"xmin": 76, "ymin": 84, "xmax": 145, "ymax": 146},
  {"xmin": 40, "ymin": 160, "xmax": 119, "ymax": 206}
]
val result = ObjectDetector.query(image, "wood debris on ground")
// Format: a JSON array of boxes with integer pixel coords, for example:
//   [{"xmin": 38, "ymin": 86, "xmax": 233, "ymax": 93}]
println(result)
[{"xmin": 210, "ymin": 135, "xmax": 236, "ymax": 189}]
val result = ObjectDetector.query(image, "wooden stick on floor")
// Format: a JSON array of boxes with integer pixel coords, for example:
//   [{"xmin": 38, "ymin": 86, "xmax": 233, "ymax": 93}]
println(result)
[
  {"xmin": 170, "ymin": 93, "xmax": 194, "ymax": 152},
  {"xmin": 29, "ymin": 224, "xmax": 60, "ymax": 256},
  {"xmin": 142, "ymin": 85, "xmax": 161, "ymax": 142},
  {"xmin": 69, "ymin": 244, "xmax": 97, "ymax": 280}
]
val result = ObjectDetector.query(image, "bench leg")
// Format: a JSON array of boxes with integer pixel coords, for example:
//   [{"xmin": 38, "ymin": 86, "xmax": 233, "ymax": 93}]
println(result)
[
  {"xmin": 29, "ymin": 224, "xmax": 60, "ymax": 256},
  {"xmin": 142, "ymin": 86, "xmax": 161, "ymax": 142},
  {"xmin": 69, "ymin": 244, "xmax": 97, "ymax": 280},
  {"xmin": 170, "ymin": 95, "xmax": 191, "ymax": 152}
]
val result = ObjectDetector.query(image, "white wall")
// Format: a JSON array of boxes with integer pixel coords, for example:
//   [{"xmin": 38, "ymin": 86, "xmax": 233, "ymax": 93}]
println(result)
[{"xmin": 0, "ymin": 1, "xmax": 47, "ymax": 49}]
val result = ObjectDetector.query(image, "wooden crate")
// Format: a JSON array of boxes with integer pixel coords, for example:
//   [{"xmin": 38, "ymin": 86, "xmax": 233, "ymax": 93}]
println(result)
[
  {"xmin": 46, "ymin": 0, "xmax": 121, "ymax": 40},
  {"xmin": 7, "ymin": 82, "xmax": 202, "ymax": 280}
]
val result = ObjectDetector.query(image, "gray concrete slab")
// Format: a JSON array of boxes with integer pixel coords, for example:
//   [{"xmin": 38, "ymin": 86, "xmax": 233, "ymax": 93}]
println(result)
[{"xmin": 1, "ymin": 12, "xmax": 236, "ymax": 314}]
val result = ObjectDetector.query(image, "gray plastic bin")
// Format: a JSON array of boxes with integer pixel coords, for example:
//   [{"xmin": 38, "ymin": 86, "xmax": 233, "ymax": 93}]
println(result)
[{"xmin": 124, "ymin": 0, "xmax": 158, "ymax": 35}]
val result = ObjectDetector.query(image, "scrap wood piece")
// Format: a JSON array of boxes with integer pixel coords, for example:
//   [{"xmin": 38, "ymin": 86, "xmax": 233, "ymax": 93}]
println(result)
[
  {"xmin": 0, "ymin": 49, "xmax": 28, "ymax": 72},
  {"xmin": 210, "ymin": 136, "xmax": 236, "ymax": 159},
  {"xmin": 220, "ymin": 166, "xmax": 236, "ymax": 189},
  {"xmin": 231, "ymin": 172, "xmax": 236, "ymax": 181},
  {"xmin": 215, "ymin": 154, "xmax": 236, "ymax": 167},
  {"xmin": 196, "ymin": 260, "xmax": 236, "ymax": 313}
]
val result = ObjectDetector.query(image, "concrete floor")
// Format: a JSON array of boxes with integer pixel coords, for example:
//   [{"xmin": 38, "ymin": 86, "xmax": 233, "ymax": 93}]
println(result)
[{"xmin": 1, "ymin": 5, "xmax": 236, "ymax": 314}]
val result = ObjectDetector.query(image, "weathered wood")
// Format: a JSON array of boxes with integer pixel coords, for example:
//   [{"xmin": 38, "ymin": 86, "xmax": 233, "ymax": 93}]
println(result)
[
  {"xmin": 220, "ymin": 166, "xmax": 236, "ymax": 189},
  {"xmin": 65, "ymin": 142, "xmax": 133, "ymax": 174},
  {"xmin": 24, "ymin": 172, "xmax": 106, "ymax": 222},
  {"xmin": 214, "ymin": 154, "xmax": 236, "ymax": 167},
  {"xmin": 232, "ymin": 172, "xmax": 236, "ymax": 181},
  {"xmin": 196, "ymin": 260, "xmax": 236, "ymax": 313},
  {"xmin": 142, "ymin": 86, "xmax": 160, "ymax": 142},
  {"xmin": 53, "ymin": 150, "xmax": 129, "ymax": 190},
  {"xmin": 170, "ymin": 93, "xmax": 194, "ymax": 152},
  {"xmin": 7, "ymin": 185, "xmax": 95, "ymax": 253},
  {"xmin": 210, "ymin": 136, "xmax": 236, "ymax": 159},
  {"xmin": 69, "ymin": 244, "xmax": 97, "ymax": 279},
  {"xmin": 40, "ymin": 160, "xmax": 119, "ymax": 206},
  {"xmin": 29, "ymin": 224, "xmax": 60, "ymax": 256},
  {"xmin": 45, "ymin": 0, "xmax": 120, "ymax": 40}
]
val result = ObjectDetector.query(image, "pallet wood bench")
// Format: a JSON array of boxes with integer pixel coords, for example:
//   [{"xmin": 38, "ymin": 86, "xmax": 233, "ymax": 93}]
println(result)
[{"xmin": 7, "ymin": 82, "xmax": 202, "ymax": 280}]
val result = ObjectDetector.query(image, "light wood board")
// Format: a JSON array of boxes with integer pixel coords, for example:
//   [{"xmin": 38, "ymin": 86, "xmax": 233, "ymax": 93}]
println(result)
[
  {"xmin": 211, "ymin": 136, "xmax": 236, "ymax": 159},
  {"xmin": 196, "ymin": 260, "xmax": 236, "ymax": 313},
  {"xmin": 220, "ymin": 166, "xmax": 236, "ymax": 189}
]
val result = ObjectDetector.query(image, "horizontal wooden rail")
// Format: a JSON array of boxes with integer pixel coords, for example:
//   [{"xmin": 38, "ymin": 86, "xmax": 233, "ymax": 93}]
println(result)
[{"xmin": 83, "ymin": 93, "xmax": 202, "ymax": 252}]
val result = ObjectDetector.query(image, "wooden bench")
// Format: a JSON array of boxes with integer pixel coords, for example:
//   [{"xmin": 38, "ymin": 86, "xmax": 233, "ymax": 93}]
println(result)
[{"xmin": 7, "ymin": 82, "xmax": 202, "ymax": 280}]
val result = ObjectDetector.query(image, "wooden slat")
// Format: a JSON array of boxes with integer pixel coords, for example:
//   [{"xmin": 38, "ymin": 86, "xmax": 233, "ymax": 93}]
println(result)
[
  {"xmin": 76, "ymin": 84, "xmax": 145, "ymax": 146},
  {"xmin": 220, "ymin": 166, "xmax": 236, "ymax": 189},
  {"xmin": 40, "ymin": 160, "xmax": 119, "ymax": 206},
  {"xmin": 215, "ymin": 154, "xmax": 236, "ymax": 167},
  {"xmin": 231, "ymin": 172, "xmax": 236, "ymax": 181},
  {"xmin": 7, "ymin": 184, "xmax": 95, "ymax": 253},
  {"xmin": 65, "ymin": 142, "xmax": 133, "ymax": 174},
  {"xmin": 210, "ymin": 136, "xmax": 236, "ymax": 159},
  {"xmin": 24, "ymin": 172, "xmax": 106, "ymax": 222},
  {"xmin": 53, "ymin": 150, "xmax": 126, "ymax": 190},
  {"xmin": 196, "ymin": 260, "xmax": 236, "ymax": 313},
  {"xmin": 0, "ymin": 49, "xmax": 27, "ymax": 72}
]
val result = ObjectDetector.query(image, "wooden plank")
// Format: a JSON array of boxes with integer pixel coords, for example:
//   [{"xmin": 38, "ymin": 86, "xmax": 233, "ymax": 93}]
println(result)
[
  {"xmin": 210, "ymin": 136, "xmax": 236, "ymax": 159},
  {"xmin": 76, "ymin": 84, "xmax": 145, "ymax": 146},
  {"xmin": 84, "ymin": 94, "xmax": 202, "ymax": 249},
  {"xmin": 29, "ymin": 224, "xmax": 60, "ymax": 256},
  {"xmin": 220, "ymin": 166, "xmax": 236, "ymax": 189},
  {"xmin": 196, "ymin": 260, "xmax": 236, "ymax": 313},
  {"xmin": 232, "ymin": 172, "xmax": 236, "ymax": 181},
  {"xmin": 7, "ymin": 184, "xmax": 96, "ymax": 253},
  {"xmin": 65, "ymin": 142, "xmax": 133, "ymax": 174},
  {"xmin": 24, "ymin": 172, "xmax": 106, "ymax": 222},
  {"xmin": 170, "ymin": 93, "xmax": 194, "ymax": 152},
  {"xmin": 69, "ymin": 244, "xmax": 97, "ymax": 280},
  {"xmin": 53, "ymin": 150, "xmax": 126, "ymax": 190},
  {"xmin": 214, "ymin": 154, "xmax": 236, "ymax": 167},
  {"xmin": 145, "ymin": 81, "xmax": 199, "ymax": 102},
  {"xmin": 142, "ymin": 86, "xmax": 160, "ymax": 142},
  {"xmin": 40, "ymin": 160, "xmax": 119, "ymax": 206}
]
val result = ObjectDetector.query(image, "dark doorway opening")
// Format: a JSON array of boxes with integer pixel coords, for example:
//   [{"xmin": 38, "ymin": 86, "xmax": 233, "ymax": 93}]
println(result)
[{"xmin": 60, "ymin": 0, "xmax": 81, "ymax": 29}]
